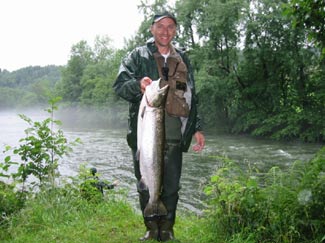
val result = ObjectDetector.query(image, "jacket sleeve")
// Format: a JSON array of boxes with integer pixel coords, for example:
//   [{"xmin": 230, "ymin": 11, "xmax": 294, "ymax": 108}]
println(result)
[{"xmin": 113, "ymin": 50, "xmax": 143, "ymax": 103}]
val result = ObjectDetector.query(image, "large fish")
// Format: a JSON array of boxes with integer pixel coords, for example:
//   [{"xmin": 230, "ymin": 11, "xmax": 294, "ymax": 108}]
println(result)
[{"xmin": 137, "ymin": 79, "xmax": 169, "ymax": 218}]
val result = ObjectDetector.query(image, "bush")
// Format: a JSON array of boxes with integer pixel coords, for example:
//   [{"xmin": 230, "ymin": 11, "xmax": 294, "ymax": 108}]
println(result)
[
  {"xmin": 0, "ymin": 181, "xmax": 27, "ymax": 237},
  {"xmin": 204, "ymin": 147, "xmax": 325, "ymax": 243},
  {"xmin": 0, "ymin": 97, "xmax": 80, "ymax": 236}
]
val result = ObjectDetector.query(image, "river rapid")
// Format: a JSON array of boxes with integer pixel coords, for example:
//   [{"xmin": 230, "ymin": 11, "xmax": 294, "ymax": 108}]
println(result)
[{"xmin": 0, "ymin": 110, "xmax": 322, "ymax": 215}]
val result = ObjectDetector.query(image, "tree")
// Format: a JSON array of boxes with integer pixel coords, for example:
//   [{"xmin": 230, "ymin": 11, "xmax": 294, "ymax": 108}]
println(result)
[
  {"xmin": 57, "ymin": 41, "xmax": 93, "ymax": 103},
  {"xmin": 237, "ymin": 0, "xmax": 325, "ymax": 141},
  {"xmin": 173, "ymin": 0, "xmax": 324, "ymax": 141},
  {"xmin": 175, "ymin": 0, "xmax": 247, "ymax": 128},
  {"xmin": 286, "ymin": 0, "xmax": 325, "ymax": 56},
  {"xmin": 2, "ymin": 97, "xmax": 79, "ymax": 189}
]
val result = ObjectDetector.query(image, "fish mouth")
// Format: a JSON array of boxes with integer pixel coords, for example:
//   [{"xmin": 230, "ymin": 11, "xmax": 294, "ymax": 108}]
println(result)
[
  {"xmin": 145, "ymin": 79, "xmax": 169, "ymax": 107},
  {"xmin": 156, "ymin": 78, "xmax": 169, "ymax": 94}
]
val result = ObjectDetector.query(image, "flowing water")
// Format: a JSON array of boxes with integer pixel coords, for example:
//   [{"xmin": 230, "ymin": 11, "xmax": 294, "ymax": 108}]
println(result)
[{"xmin": 0, "ymin": 111, "xmax": 323, "ymax": 215}]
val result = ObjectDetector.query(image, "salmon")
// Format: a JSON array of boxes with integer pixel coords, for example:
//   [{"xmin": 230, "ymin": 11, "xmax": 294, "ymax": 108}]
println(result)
[{"xmin": 137, "ymin": 79, "xmax": 169, "ymax": 217}]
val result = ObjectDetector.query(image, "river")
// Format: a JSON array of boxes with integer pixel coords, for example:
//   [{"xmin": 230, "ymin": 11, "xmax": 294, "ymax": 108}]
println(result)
[{"xmin": 0, "ymin": 110, "xmax": 323, "ymax": 215}]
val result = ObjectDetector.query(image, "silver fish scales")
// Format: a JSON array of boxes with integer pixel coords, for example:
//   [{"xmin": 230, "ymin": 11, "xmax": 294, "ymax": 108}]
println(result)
[{"xmin": 137, "ymin": 79, "xmax": 169, "ymax": 218}]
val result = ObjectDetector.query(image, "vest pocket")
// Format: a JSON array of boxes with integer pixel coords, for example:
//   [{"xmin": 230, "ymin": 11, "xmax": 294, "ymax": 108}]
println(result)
[{"xmin": 165, "ymin": 88, "xmax": 190, "ymax": 117}]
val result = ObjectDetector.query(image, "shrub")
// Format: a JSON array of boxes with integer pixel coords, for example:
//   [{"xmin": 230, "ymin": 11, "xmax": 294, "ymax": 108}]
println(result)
[
  {"xmin": 204, "ymin": 147, "xmax": 325, "ymax": 243},
  {"xmin": 0, "ymin": 97, "xmax": 80, "ymax": 232}
]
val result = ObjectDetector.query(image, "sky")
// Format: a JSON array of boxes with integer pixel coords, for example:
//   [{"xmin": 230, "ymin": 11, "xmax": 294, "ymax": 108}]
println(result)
[{"xmin": 0, "ymin": 0, "xmax": 147, "ymax": 72}]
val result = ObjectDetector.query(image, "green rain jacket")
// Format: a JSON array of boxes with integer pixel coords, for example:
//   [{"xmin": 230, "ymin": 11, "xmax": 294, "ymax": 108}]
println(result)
[{"xmin": 113, "ymin": 38, "xmax": 202, "ymax": 152}]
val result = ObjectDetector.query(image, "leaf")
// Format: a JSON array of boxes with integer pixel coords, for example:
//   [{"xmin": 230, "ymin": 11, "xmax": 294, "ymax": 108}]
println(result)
[
  {"xmin": 4, "ymin": 155, "xmax": 11, "ymax": 163},
  {"xmin": 211, "ymin": 175, "xmax": 219, "ymax": 183},
  {"xmin": 204, "ymin": 186, "xmax": 213, "ymax": 196}
]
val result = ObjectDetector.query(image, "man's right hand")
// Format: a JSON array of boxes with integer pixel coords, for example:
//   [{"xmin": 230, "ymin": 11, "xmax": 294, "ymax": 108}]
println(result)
[{"xmin": 140, "ymin": 77, "xmax": 152, "ymax": 93}]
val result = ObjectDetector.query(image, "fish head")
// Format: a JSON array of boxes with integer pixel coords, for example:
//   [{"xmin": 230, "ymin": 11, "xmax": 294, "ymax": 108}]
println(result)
[{"xmin": 145, "ymin": 79, "xmax": 169, "ymax": 107}]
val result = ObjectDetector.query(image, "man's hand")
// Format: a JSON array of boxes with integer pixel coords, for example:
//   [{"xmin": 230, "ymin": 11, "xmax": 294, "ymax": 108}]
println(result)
[
  {"xmin": 192, "ymin": 131, "xmax": 205, "ymax": 152},
  {"xmin": 112, "ymin": 180, "xmax": 119, "ymax": 186},
  {"xmin": 140, "ymin": 77, "xmax": 152, "ymax": 93}
]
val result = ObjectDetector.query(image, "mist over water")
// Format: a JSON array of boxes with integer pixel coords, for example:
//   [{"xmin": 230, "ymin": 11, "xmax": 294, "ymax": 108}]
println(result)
[{"xmin": 0, "ymin": 109, "xmax": 323, "ymax": 215}]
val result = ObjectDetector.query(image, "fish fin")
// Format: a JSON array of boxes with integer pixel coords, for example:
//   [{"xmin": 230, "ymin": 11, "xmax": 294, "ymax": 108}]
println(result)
[
  {"xmin": 136, "ymin": 150, "xmax": 140, "ymax": 161},
  {"xmin": 140, "ymin": 106, "xmax": 146, "ymax": 118},
  {"xmin": 144, "ymin": 200, "xmax": 167, "ymax": 218},
  {"xmin": 138, "ymin": 178, "xmax": 148, "ymax": 191}
]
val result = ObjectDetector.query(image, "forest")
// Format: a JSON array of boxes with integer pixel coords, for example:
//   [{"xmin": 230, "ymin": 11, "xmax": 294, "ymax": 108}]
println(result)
[{"xmin": 0, "ymin": 0, "xmax": 324, "ymax": 143}]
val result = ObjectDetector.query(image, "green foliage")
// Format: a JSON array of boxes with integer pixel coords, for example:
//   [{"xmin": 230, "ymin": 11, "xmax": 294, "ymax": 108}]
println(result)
[
  {"xmin": 285, "ymin": 0, "xmax": 325, "ymax": 55},
  {"xmin": 2, "ymin": 186, "xmax": 124, "ymax": 242},
  {"xmin": 53, "ymin": 37, "xmax": 129, "ymax": 129},
  {"xmin": 0, "ymin": 66, "xmax": 61, "ymax": 109},
  {"xmin": 0, "ymin": 87, "xmax": 25, "ymax": 109},
  {"xmin": 0, "ymin": 66, "xmax": 61, "ymax": 88},
  {"xmin": 79, "ymin": 176, "xmax": 103, "ymax": 203},
  {"xmin": 176, "ymin": 0, "xmax": 325, "ymax": 142},
  {"xmin": 0, "ymin": 99, "xmax": 83, "ymax": 237},
  {"xmin": 204, "ymin": 147, "xmax": 325, "ymax": 243},
  {"xmin": 77, "ymin": 164, "xmax": 105, "ymax": 204},
  {"xmin": 0, "ymin": 170, "xmax": 213, "ymax": 243},
  {"xmin": 56, "ymin": 36, "xmax": 120, "ymax": 106},
  {"xmin": 0, "ymin": 182, "xmax": 27, "ymax": 228},
  {"xmin": 56, "ymin": 41, "xmax": 93, "ymax": 102},
  {"xmin": 2, "ymin": 97, "xmax": 80, "ymax": 190}
]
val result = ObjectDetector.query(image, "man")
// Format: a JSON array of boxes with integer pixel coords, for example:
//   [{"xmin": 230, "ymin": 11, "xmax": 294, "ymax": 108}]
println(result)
[
  {"xmin": 80, "ymin": 167, "xmax": 118, "ymax": 201},
  {"xmin": 88, "ymin": 167, "xmax": 117, "ymax": 194},
  {"xmin": 113, "ymin": 11, "xmax": 205, "ymax": 242}
]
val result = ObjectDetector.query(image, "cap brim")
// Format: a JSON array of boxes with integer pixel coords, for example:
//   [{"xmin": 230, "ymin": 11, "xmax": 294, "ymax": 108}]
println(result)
[
  {"xmin": 153, "ymin": 14, "xmax": 177, "ymax": 25},
  {"xmin": 154, "ymin": 16, "xmax": 169, "ymax": 22}
]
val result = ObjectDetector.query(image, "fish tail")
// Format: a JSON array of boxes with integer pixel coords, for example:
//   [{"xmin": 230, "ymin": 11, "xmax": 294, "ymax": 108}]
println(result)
[{"xmin": 144, "ymin": 200, "xmax": 168, "ymax": 217}]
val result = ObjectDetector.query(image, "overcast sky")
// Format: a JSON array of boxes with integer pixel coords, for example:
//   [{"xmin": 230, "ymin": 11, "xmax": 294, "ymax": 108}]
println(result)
[{"xmin": 0, "ymin": 0, "xmax": 148, "ymax": 71}]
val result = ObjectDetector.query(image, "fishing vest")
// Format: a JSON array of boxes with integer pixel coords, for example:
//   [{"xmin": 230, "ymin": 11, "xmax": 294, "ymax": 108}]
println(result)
[{"xmin": 153, "ymin": 46, "xmax": 190, "ymax": 118}]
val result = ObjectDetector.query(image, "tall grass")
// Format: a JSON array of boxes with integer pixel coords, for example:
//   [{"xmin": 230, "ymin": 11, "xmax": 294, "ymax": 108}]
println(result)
[
  {"xmin": 2, "ymin": 184, "xmax": 141, "ymax": 243},
  {"xmin": 0, "ymin": 183, "xmax": 213, "ymax": 243},
  {"xmin": 204, "ymin": 147, "xmax": 325, "ymax": 243}
]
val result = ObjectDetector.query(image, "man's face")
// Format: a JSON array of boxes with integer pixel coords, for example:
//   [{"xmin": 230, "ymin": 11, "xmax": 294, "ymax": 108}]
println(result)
[{"xmin": 151, "ymin": 17, "xmax": 177, "ymax": 48}]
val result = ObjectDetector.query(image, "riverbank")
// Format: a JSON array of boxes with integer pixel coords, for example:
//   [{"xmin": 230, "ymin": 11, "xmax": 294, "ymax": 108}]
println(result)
[
  {"xmin": 0, "ymin": 188, "xmax": 212, "ymax": 243},
  {"xmin": 1, "ymin": 147, "xmax": 324, "ymax": 243}
]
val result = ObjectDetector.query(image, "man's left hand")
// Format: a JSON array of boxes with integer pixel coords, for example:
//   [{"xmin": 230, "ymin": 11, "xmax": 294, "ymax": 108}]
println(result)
[{"xmin": 192, "ymin": 131, "xmax": 205, "ymax": 152}]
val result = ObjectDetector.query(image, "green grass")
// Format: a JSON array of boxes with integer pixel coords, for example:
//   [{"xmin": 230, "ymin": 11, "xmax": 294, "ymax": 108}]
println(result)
[{"xmin": 0, "ymin": 188, "xmax": 214, "ymax": 243}]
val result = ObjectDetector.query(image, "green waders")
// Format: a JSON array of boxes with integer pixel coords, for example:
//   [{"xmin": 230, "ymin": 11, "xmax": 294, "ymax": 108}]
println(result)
[{"xmin": 133, "ymin": 114, "xmax": 183, "ymax": 242}]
